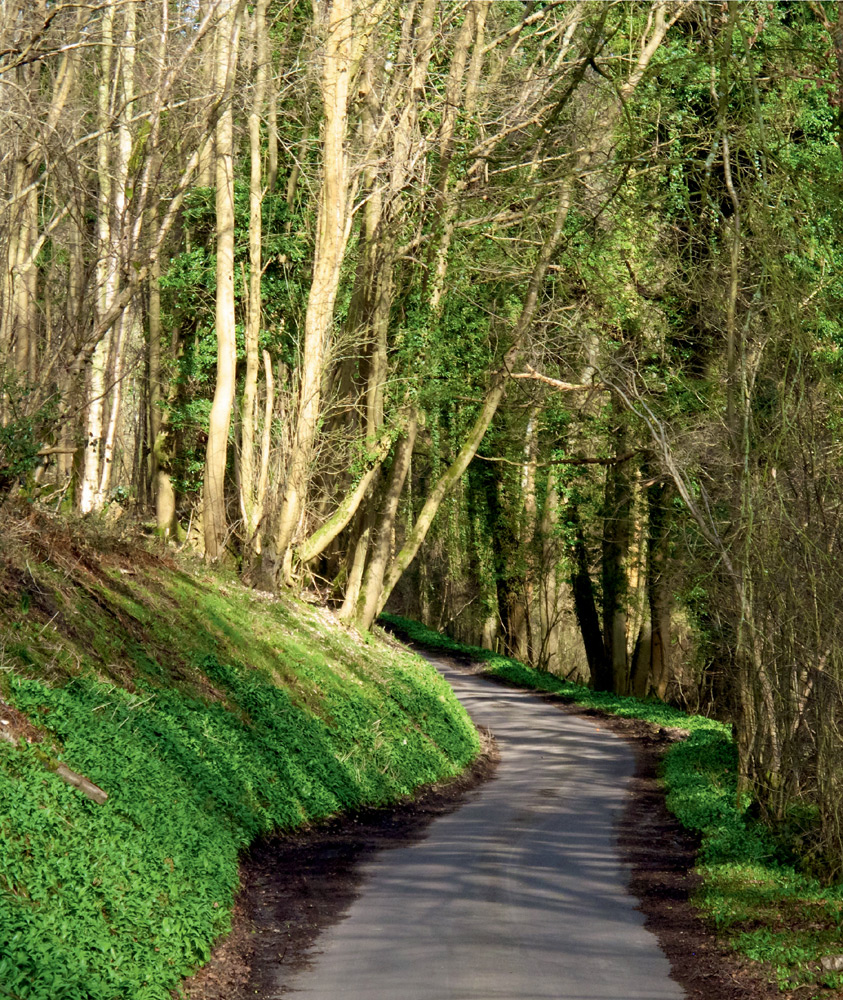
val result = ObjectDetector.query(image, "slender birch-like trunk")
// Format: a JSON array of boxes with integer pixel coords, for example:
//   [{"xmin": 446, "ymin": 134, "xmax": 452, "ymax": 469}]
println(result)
[
  {"xmin": 203, "ymin": 0, "xmax": 243, "ymax": 559},
  {"xmin": 239, "ymin": 0, "xmax": 270, "ymax": 553},
  {"xmin": 98, "ymin": 3, "xmax": 139, "ymax": 501},
  {"xmin": 79, "ymin": 2, "xmax": 116, "ymax": 513},
  {"xmin": 149, "ymin": 254, "xmax": 176, "ymax": 539},
  {"xmin": 196, "ymin": 0, "xmax": 217, "ymax": 188}
]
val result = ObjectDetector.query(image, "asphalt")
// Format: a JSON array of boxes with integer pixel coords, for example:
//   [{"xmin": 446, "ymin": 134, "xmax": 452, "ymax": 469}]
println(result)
[{"xmin": 273, "ymin": 654, "xmax": 686, "ymax": 1000}]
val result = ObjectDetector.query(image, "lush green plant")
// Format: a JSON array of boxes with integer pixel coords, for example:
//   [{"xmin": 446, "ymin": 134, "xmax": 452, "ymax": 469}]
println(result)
[
  {"xmin": 0, "ymin": 553, "xmax": 479, "ymax": 1000},
  {"xmin": 0, "ymin": 373, "xmax": 57, "ymax": 497}
]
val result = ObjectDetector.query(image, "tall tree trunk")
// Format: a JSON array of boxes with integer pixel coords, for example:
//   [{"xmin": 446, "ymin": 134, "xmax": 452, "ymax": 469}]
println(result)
[
  {"xmin": 203, "ymin": 0, "xmax": 243, "ymax": 559},
  {"xmin": 196, "ymin": 0, "xmax": 217, "ymax": 188},
  {"xmin": 267, "ymin": 62, "xmax": 279, "ymax": 193},
  {"xmin": 240, "ymin": 0, "xmax": 269, "ymax": 553},
  {"xmin": 601, "ymin": 403, "xmax": 632, "ymax": 694},
  {"xmin": 12, "ymin": 178, "xmax": 38, "ymax": 380},
  {"xmin": 646, "ymin": 476, "xmax": 674, "ymax": 700},
  {"xmin": 263, "ymin": 0, "xmax": 353, "ymax": 583},
  {"xmin": 519, "ymin": 406, "xmax": 541, "ymax": 663},
  {"xmin": 569, "ymin": 507, "xmax": 610, "ymax": 690},
  {"xmin": 537, "ymin": 471, "xmax": 562, "ymax": 672},
  {"xmin": 97, "ymin": 1, "xmax": 138, "ymax": 504},
  {"xmin": 149, "ymin": 257, "xmax": 176, "ymax": 539},
  {"xmin": 80, "ymin": 1, "xmax": 116, "ymax": 513}
]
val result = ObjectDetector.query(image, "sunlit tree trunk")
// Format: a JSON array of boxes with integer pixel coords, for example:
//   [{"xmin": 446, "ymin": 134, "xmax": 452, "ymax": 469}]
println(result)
[
  {"xmin": 79, "ymin": 1, "xmax": 117, "ymax": 513},
  {"xmin": 97, "ymin": 2, "xmax": 139, "ymax": 502},
  {"xmin": 240, "ymin": 0, "xmax": 270, "ymax": 554},
  {"xmin": 352, "ymin": 414, "xmax": 418, "ymax": 630},
  {"xmin": 263, "ymin": 0, "xmax": 353, "ymax": 583},
  {"xmin": 148, "ymin": 253, "xmax": 176, "ymax": 539},
  {"xmin": 196, "ymin": 0, "xmax": 217, "ymax": 188},
  {"xmin": 203, "ymin": 0, "xmax": 243, "ymax": 559}
]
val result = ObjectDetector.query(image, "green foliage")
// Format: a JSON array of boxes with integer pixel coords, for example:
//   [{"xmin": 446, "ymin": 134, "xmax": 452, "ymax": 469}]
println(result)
[
  {"xmin": 0, "ymin": 558, "xmax": 479, "ymax": 1000},
  {"xmin": 382, "ymin": 614, "xmax": 843, "ymax": 995},
  {"xmin": 0, "ymin": 373, "xmax": 57, "ymax": 496}
]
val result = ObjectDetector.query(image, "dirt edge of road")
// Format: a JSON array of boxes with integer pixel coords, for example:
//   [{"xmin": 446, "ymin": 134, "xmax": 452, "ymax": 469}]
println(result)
[
  {"xmin": 570, "ymin": 703, "xmax": 788, "ymax": 1000},
  {"xmin": 182, "ymin": 655, "xmax": 786, "ymax": 1000},
  {"xmin": 181, "ymin": 727, "xmax": 499, "ymax": 999}
]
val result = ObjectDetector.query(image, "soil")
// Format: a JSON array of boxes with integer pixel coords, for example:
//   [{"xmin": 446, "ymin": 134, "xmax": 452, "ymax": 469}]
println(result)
[
  {"xmin": 182, "ymin": 656, "xmax": 795, "ymax": 1000},
  {"xmin": 581, "ymin": 706, "xmax": 791, "ymax": 1000},
  {"xmin": 182, "ymin": 728, "xmax": 499, "ymax": 1000}
]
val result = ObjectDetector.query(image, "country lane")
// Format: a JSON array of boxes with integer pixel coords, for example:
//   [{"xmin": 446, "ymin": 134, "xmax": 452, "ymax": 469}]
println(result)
[{"xmin": 267, "ymin": 651, "xmax": 686, "ymax": 1000}]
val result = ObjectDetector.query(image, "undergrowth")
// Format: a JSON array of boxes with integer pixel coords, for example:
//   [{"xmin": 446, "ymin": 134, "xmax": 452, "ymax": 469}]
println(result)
[
  {"xmin": 380, "ymin": 613, "xmax": 843, "ymax": 997},
  {"xmin": 0, "ymin": 516, "xmax": 479, "ymax": 1000}
]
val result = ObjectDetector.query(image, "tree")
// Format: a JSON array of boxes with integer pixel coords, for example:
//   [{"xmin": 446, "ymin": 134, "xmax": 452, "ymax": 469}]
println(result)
[{"xmin": 203, "ymin": 0, "xmax": 244, "ymax": 559}]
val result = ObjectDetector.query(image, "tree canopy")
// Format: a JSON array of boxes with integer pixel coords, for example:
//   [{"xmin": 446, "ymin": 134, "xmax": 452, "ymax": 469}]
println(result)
[{"xmin": 3, "ymin": 0, "xmax": 843, "ymax": 870}]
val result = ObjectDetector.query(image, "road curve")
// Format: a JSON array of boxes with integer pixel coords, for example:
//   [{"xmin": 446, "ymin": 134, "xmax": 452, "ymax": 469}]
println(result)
[{"xmin": 275, "ymin": 654, "xmax": 686, "ymax": 1000}]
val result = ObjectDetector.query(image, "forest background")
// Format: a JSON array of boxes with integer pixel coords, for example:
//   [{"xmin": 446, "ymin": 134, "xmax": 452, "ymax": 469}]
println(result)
[{"xmin": 3, "ymin": 0, "xmax": 843, "ymax": 873}]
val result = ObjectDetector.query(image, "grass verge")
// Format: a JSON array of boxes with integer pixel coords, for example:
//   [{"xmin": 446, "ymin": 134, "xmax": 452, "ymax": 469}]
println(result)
[
  {"xmin": 380, "ymin": 613, "xmax": 843, "ymax": 997},
  {"xmin": 0, "ymin": 515, "xmax": 479, "ymax": 1000}
]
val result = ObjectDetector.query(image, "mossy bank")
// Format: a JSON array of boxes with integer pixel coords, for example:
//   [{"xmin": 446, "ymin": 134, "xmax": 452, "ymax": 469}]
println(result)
[{"xmin": 0, "ymin": 515, "xmax": 479, "ymax": 1000}]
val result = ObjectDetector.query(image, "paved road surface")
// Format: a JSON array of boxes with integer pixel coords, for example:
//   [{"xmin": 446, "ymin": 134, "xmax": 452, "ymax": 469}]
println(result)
[{"xmin": 275, "ymin": 654, "xmax": 686, "ymax": 1000}]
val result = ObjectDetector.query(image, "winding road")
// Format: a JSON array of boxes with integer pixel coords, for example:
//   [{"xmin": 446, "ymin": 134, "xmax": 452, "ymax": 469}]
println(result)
[{"xmin": 271, "ymin": 654, "xmax": 686, "ymax": 1000}]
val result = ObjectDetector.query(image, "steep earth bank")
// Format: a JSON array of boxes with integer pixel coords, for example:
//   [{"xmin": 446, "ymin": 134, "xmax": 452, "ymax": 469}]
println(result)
[{"xmin": 0, "ymin": 512, "xmax": 478, "ymax": 1000}]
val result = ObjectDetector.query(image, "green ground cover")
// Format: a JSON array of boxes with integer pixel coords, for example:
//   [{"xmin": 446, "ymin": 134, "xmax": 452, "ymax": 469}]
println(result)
[
  {"xmin": 380, "ymin": 613, "xmax": 843, "ymax": 997},
  {"xmin": 0, "ymin": 524, "xmax": 479, "ymax": 1000}
]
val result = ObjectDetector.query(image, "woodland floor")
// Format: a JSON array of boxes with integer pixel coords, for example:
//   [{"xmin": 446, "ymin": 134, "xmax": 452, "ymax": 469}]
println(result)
[{"xmin": 182, "ymin": 662, "xmax": 795, "ymax": 1000}]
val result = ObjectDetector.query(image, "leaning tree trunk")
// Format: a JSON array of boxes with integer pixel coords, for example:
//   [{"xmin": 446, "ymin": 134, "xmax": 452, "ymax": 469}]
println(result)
[
  {"xmin": 373, "ymin": 177, "xmax": 576, "ymax": 622},
  {"xmin": 352, "ymin": 414, "xmax": 418, "ymax": 631}
]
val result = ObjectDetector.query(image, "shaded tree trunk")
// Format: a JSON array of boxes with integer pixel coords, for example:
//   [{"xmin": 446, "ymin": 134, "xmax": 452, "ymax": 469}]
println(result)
[
  {"xmin": 569, "ymin": 507, "xmax": 610, "ymax": 690},
  {"xmin": 601, "ymin": 402, "xmax": 632, "ymax": 694}
]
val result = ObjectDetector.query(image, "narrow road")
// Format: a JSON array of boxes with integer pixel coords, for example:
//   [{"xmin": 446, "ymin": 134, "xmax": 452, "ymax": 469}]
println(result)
[{"xmin": 275, "ymin": 654, "xmax": 686, "ymax": 1000}]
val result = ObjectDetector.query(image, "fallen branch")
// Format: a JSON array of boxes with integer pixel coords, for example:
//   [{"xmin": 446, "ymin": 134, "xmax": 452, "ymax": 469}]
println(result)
[
  {"xmin": 52, "ymin": 763, "xmax": 109, "ymax": 805},
  {"xmin": 0, "ymin": 714, "xmax": 108, "ymax": 805}
]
